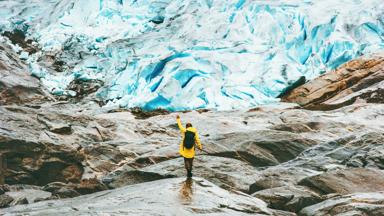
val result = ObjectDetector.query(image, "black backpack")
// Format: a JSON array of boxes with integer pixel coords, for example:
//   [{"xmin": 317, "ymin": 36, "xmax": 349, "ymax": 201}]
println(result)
[{"xmin": 183, "ymin": 131, "xmax": 195, "ymax": 149}]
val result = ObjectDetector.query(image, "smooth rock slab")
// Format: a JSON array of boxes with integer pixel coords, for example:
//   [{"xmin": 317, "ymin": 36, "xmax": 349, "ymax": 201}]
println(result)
[{"xmin": 2, "ymin": 178, "xmax": 278, "ymax": 215}]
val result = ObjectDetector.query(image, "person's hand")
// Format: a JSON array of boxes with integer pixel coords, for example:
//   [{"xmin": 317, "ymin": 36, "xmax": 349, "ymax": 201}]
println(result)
[{"xmin": 176, "ymin": 115, "xmax": 180, "ymax": 119}]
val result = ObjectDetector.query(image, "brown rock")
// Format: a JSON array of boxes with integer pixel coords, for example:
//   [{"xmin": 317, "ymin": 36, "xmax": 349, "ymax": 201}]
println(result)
[
  {"xmin": 0, "ymin": 44, "xmax": 47, "ymax": 105},
  {"xmin": 282, "ymin": 55, "xmax": 384, "ymax": 110}
]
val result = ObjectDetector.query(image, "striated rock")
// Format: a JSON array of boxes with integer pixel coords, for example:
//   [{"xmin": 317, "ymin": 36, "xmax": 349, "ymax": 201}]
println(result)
[
  {"xmin": 269, "ymin": 123, "xmax": 313, "ymax": 133},
  {"xmin": 282, "ymin": 55, "xmax": 384, "ymax": 110},
  {"xmin": 0, "ymin": 138, "xmax": 84, "ymax": 185},
  {"xmin": 300, "ymin": 192, "xmax": 384, "ymax": 216},
  {"xmin": 249, "ymin": 167, "xmax": 320, "ymax": 193},
  {"xmin": 2, "ymin": 178, "xmax": 281, "ymax": 215},
  {"xmin": 103, "ymin": 166, "xmax": 174, "ymax": 189},
  {"xmin": 252, "ymin": 185, "xmax": 323, "ymax": 213},
  {"xmin": 73, "ymin": 178, "xmax": 108, "ymax": 195},
  {"xmin": 0, "ymin": 104, "xmax": 119, "ymax": 186},
  {"xmin": 204, "ymin": 130, "xmax": 317, "ymax": 167},
  {"xmin": 11, "ymin": 197, "xmax": 28, "ymax": 205},
  {"xmin": 42, "ymin": 179, "xmax": 107, "ymax": 197},
  {"xmin": 0, "ymin": 194, "xmax": 13, "ymax": 208},
  {"xmin": 298, "ymin": 168, "xmax": 384, "ymax": 195}
]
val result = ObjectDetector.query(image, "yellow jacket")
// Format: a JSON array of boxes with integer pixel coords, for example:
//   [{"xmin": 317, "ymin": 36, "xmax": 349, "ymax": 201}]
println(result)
[{"xmin": 177, "ymin": 118, "xmax": 202, "ymax": 158}]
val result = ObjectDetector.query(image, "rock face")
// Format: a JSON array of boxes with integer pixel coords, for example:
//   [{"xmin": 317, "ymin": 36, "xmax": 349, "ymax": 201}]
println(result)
[
  {"xmin": 1, "ymin": 47, "xmax": 384, "ymax": 215},
  {"xmin": 2, "ymin": 178, "xmax": 278, "ymax": 215},
  {"xmin": 0, "ymin": 43, "xmax": 46, "ymax": 105},
  {"xmin": 282, "ymin": 55, "xmax": 384, "ymax": 110}
]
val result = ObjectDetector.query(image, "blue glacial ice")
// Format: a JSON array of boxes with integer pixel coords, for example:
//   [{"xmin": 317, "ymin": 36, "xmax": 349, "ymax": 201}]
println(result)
[{"xmin": 0, "ymin": 0, "xmax": 383, "ymax": 111}]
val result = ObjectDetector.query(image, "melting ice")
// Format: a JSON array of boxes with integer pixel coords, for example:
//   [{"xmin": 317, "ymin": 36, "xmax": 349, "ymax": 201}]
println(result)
[{"xmin": 0, "ymin": 0, "xmax": 383, "ymax": 110}]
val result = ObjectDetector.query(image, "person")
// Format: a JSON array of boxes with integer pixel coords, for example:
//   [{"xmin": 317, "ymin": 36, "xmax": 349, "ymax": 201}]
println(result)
[{"xmin": 176, "ymin": 115, "xmax": 202, "ymax": 178}]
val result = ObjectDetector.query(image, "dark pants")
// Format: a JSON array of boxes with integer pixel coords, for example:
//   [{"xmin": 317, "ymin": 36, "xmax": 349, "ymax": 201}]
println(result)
[{"xmin": 184, "ymin": 157, "xmax": 194, "ymax": 177}]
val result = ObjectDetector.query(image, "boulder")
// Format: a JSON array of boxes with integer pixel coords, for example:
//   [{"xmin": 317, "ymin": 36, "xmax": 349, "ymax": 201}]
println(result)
[
  {"xmin": 103, "ymin": 166, "xmax": 174, "ymax": 189},
  {"xmin": 249, "ymin": 167, "xmax": 320, "ymax": 193},
  {"xmin": 252, "ymin": 185, "xmax": 323, "ymax": 213},
  {"xmin": 0, "ymin": 194, "xmax": 13, "ymax": 208},
  {"xmin": 42, "ymin": 179, "xmax": 107, "ymax": 197},
  {"xmin": 11, "ymin": 197, "xmax": 28, "ymax": 205},
  {"xmin": 282, "ymin": 56, "xmax": 384, "ymax": 110},
  {"xmin": 4, "ymin": 185, "xmax": 51, "ymax": 206},
  {"xmin": 299, "ymin": 168, "xmax": 384, "ymax": 195}
]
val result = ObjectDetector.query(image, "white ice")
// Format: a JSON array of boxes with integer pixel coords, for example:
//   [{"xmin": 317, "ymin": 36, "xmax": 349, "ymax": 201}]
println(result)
[{"xmin": 0, "ymin": 0, "xmax": 383, "ymax": 110}]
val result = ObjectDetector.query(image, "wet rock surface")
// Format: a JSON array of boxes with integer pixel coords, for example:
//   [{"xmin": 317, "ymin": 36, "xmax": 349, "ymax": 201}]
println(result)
[{"xmin": 2, "ymin": 178, "xmax": 279, "ymax": 215}]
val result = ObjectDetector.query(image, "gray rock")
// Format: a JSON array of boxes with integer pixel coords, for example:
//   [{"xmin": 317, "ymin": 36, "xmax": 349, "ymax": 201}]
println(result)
[
  {"xmin": 141, "ymin": 155, "xmax": 260, "ymax": 192},
  {"xmin": 204, "ymin": 130, "xmax": 317, "ymax": 167},
  {"xmin": 11, "ymin": 197, "xmax": 28, "ymax": 205},
  {"xmin": 300, "ymin": 192, "xmax": 384, "ymax": 216},
  {"xmin": 252, "ymin": 185, "xmax": 323, "ymax": 213}
]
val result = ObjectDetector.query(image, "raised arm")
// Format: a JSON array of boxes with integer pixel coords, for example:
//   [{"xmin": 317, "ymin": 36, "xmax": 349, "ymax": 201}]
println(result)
[
  {"xmin": 176, "ymin": 115, "xmax": 186, "ymax": 133},
  {"xmin": 195, "ymin": 131, "xmax": 202, "ymax": 150}
]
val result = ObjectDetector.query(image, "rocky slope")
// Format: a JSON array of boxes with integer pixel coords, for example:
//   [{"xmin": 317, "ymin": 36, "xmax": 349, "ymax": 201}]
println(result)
[
  {"xmin": 1, "ymin": 40, "xmax": 384, "ymax": 215},
  {"xmin": 282, "ymin": 54, "xmax": 384, "ymax": 110}
]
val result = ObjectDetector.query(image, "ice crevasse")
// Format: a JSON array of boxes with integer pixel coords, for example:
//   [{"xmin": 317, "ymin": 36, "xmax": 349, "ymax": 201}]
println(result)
[{"xmin": 0, "ymin": 0, "xmax": 383, "ymax": 111}]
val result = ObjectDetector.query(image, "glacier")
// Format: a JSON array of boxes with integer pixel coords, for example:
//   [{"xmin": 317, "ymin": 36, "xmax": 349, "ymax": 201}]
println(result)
[{"xmin": 0, "ymin": 0, "xmax": 383, "ymax": 111}]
